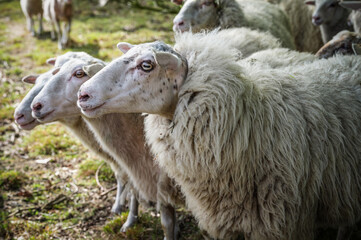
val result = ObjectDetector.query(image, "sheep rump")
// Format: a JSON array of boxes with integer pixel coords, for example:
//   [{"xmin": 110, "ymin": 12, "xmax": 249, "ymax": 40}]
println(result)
[{"xmin": 145, "ymin": 31, "xmax": 361, "ymax": 239}]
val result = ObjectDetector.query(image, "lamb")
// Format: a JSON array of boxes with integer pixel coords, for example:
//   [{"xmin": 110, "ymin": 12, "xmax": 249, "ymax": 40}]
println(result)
[
  {"xmin": 14, "ymin": 52, "xmax": 134, "ymax": 216},
  {"xmin": 173, "ymin": 0, "xmax": 296, "ymax": 50},
  {"xmin": 43, "ymin": 0, "xmax": 73, "ymax": 49},
  {"xmin": 20, "ymin": 0, "xmax": 43, "ymax": 36},
  {"xmin": 77, "ymin": 31, "xmax": 361, "ymax": 239},
  {"xmin": 31, "ymin": 57, "xmax": 183, "ymax": 239},
  {"xmin": 305, "ymin": 0, "xmax": 352, "ymax": 43}
]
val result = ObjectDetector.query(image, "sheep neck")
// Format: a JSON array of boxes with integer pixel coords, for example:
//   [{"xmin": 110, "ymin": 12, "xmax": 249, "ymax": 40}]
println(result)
[{"xmin": 82, "ymin": 113, "xmax": 159, "ymax": 202}]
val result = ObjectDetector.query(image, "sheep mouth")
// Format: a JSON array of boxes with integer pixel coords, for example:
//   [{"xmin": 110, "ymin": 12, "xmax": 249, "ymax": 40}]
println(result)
[
  {"xmin": 36, "ymin": 110, "xmax": 55, "ymax": 122},
  {"xmin": 18, "ymin": 119, "xmax": 36, "ymax": 129},
  {"xmin": 81, "ymin": 102, "xmax": 106, "ymax": 113}
]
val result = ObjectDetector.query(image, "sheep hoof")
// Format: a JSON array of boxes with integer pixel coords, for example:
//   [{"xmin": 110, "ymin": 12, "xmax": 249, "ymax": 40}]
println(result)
[
  {"xmin": 120, "ymin": 212, "xmax": 138, "ymax": 232},
  {"xmin": 111, "ymin": 203, "xmax": 126, "ymax": 214}
]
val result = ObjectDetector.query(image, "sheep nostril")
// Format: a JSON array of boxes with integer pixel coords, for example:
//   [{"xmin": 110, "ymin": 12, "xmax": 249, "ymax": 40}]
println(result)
[
  {"xmin": 32, "ymin": 103, "xmax": 43, "ymax": 111},
  {"xmin": 79, "ymin": 93, "xmax": 90, "ymax": 102},
  {"xmin": 178, "ymin": 20, "xmax": 184, "ymax": 26},
  {"xmin": 15, "ymin": 113, "xmax": 24, "ymax": 121}
]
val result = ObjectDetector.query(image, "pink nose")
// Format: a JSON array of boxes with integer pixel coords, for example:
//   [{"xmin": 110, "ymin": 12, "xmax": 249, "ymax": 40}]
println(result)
[
  {"xmin": 32, "ymin": 102, "xmax": 43, "ymax": 112},
  {"xmin": 78, "ymin": 92, "xmax": 90, "ymax": 102},
  {"xmin": 14, "ymin": 113, "xmax": 24, "ymax": 121},
  {"xmin": 174, "ymin": 19, "xmax": 185, "ymax": 27}
]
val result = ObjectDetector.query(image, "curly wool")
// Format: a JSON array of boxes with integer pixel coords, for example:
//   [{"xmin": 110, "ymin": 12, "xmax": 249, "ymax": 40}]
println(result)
[{"xmin": 145, "ymin": 31, "xmax": 361, "ymax": 239}]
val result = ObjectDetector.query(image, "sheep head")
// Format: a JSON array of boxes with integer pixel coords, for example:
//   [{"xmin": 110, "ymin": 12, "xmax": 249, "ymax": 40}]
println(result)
[
  {"xmin": 305, "ymin": 0, "xmax": 349, "ymax": 26},
  {"xmin": 77, "ymin": 41, "xmax": 188, "ymax": 119},
  {"xmin": 173, "ymin": 0, "xmax": 219, "ymax": 33},
  {"xmin": 31, "ymin": 58, "xmax": 105, "ymax": 123}
]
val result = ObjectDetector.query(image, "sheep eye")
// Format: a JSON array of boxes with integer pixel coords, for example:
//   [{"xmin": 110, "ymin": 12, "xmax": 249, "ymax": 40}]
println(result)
[
  {"xmin": 329, "ymin": 2, "xmax": 337, "ymax": 7},
  {"xmin": 74, "ymin": 69, "xmax": 86, "ymax": 78},
  {"xmin": 140, "ymin": 61, "xmax": 153, "ymax": 72}
]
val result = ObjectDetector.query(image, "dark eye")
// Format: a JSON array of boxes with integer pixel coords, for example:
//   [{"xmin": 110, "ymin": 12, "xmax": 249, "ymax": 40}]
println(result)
[
  {"xmin": 74, "ymin": 69, "xmax": 86, "ymax": 78},
  {"xmin": 140, "ymin": 61, "xmax": 153, "ymax": 72}
]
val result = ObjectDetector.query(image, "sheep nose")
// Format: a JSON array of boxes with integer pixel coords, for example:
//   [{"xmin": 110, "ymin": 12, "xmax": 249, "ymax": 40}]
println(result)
[
  {"xmin": 175, "ymin": 20, "xmax": 184, "ymax": 27},
  {"xmin": 14, "ymin": 113, "xmax": 24, "ymax": 121},
  {"xmin": 78, "ymin": 92, "xmax": 91, "ymax": 102},
  {"xmin": 32, "ymin": 102, "xmax": 43, "ymax": 112},
  {"xmin": 312, "ymin": 16, "xmax": 322, "ymax": 25}
]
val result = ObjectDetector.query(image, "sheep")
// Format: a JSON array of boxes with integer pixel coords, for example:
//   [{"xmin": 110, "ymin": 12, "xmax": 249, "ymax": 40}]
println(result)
[
  {"xmin": 14, "ymin": 51, "xmax": 93, "ymax": 131},
  {"xmin": 316, "ymin": 30, "xmax": 361, "ymax": 58},
  {"xmin": 173, "ymin": 0, "xmax": 296, "ymax": 50},
  {"xmin": 20, "ymin": 0, "xmax": 43, "ymax": 36},
  {"xmin": 31, "ymin": 57, "xmax": 183, "ymax": 239},
  {"xmin": 266, "ymin": 0, "xmax": 324, "ymax": 53},
  {"xmin": 14, "ymin": 52, "xmax": 133, "ymax": 216},
  {"xmin": 77, "ymin": 31, "xmax": 361, "ymax": 239},
  {"xmin": 43, "ymin": 0, "xmax": 73, "ymax": 49},
  {"xmin": 305, "ymin": 0, "xmax": 352, "ymax": 44},
  {"xmin": 188, "ymin": 28, "xmax": 282, "ymax": 59}
]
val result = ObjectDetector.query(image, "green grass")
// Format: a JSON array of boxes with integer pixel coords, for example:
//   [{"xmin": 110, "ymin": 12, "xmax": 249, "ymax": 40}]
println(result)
[{"xmin": 0, "ymin": 170, "xmax": 26, "ymax": 191}]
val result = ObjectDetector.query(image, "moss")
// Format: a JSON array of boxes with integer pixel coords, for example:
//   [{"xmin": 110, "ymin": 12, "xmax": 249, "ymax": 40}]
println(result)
[
  {"xmin": 0, "ymin": 170, "xmax": 26, "ymax": 191},
  {"xmin": 21, "ymin": 124, "xmax": 83, "ymax": 158}
]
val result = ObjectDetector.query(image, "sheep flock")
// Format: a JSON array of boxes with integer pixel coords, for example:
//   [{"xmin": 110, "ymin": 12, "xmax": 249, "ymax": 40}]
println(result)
[{"xmin": 9, "ymin": 0, "xmax": 361, "ymax": 239}]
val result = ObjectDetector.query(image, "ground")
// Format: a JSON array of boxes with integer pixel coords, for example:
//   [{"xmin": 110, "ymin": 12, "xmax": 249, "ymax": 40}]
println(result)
[{"xmin": 0, "ymin": 0, "xmax": 202, "ymax": 239}]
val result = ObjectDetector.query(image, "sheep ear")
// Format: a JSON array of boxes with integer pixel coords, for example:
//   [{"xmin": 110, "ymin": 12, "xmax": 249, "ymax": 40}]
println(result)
[
  {"xmin": 22, "ymin": 74, "xmax": 39, "ymax": 84},
  {"xmin": 117, "ymin": 42, "xmax": 134, "ymax": 54},
  {"xmin": 304, "ymin": 0, "xmax": 315, "ymax": 5},
  {"xmin": 352, "ymin": 43, "xmax": 361, "ymax": 55},
  {"xmin": 155, "ymin": 52, "xmax": 181, "ymax": 71},
  {"xmin": 46, "ymin": 57, "xmax": 57, "ymax": 65},
  {"xmin": 83, "ymin": 62, "xmax": 106, "ymax": 77}
]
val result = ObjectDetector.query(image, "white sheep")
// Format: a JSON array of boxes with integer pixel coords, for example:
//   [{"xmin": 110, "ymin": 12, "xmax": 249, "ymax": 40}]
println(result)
[
  {"xmin": 20, "ymin": 0, "xmax": 43, "ymax": 36},
  {"xmin": 77, "ymin": 31, "xmax": 361, "ymax": 239},
  {"xmin": 305, "ymin": 0, "xmax": 352, "ymax": 43},
  {"xmin": 14, "ymin": 52, "xmax": 133, "ymax": 216},
  {"xmin": 173, "ymin": 0, "xmax": 296, "ymax": 49},
  {"xmin": 31, "ymin": 57, "xmax": 183, "ymax": 239},
  {"xmin": 266, "ymin": 0, "xmax": 324, "ymax": 52},
  {"xmin": 43, "ymin": 0, "xmax": 72, "ymax": 49}
]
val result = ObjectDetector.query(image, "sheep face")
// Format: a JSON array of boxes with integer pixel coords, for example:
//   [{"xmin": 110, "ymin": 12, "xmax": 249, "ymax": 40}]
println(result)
[
  {"xmin": 173, "ymin": 0, "xmax": 219, "ymax": 33},
  {"xmin": 31, "ymin": 59, "xmax": 97, "ymax": 123},
  {"xmin": 306, "ymin": 0, "xmax": 349, "ymax": 26},
  {"xmin": 14, "ymin": 71, "xmax": 53, "ymax": 130},
  {"xmin": 78, "ymin": 41, "xmax": 187, "ymax": 118}
]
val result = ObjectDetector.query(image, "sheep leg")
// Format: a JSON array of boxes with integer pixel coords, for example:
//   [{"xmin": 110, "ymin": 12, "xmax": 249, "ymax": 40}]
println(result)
[
  {"xmin": 160, "ymin": 204, "xmax": 179, "ymax": 240},
  {"xmin": 111, "ymin": 178, "xmax": 126, "ymax": 214},
  {"xmin": 53, "ymin": 19, "xmax": 63, "ymax": 49},
  {"xmin": 120, "ymin": 193, "xmax": 139, "ymax": 232},
  {"xmin": 26, "ymin": 16, "xmax": 35, "ymax": 36},
  {"xmin": 336, "ymin": 226, "xmax": 354, "ymax": 240},
  {"xmin": 61, "ymin": 19, "xmax": 71, "ymax": 48},
  {"xmin": 38, "ymin": 13, "xmax": 43, "ymax": 35}
]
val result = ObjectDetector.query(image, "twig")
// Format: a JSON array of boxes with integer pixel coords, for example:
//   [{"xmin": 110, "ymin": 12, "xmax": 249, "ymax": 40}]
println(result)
[
  {"xmin": 95, "ymin": 162, "xmax": 107, "ymax": 191},
  {"xmin": 100, "ymin": 186, "xmax": 117, "ymax": 196},
  {"xmin": 8, "ymin": 206, "xmax": 41, "ymax": 217},
  {"xmin": 42, "ymin": 194, "xmax": 68, "ymax": 210}
]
